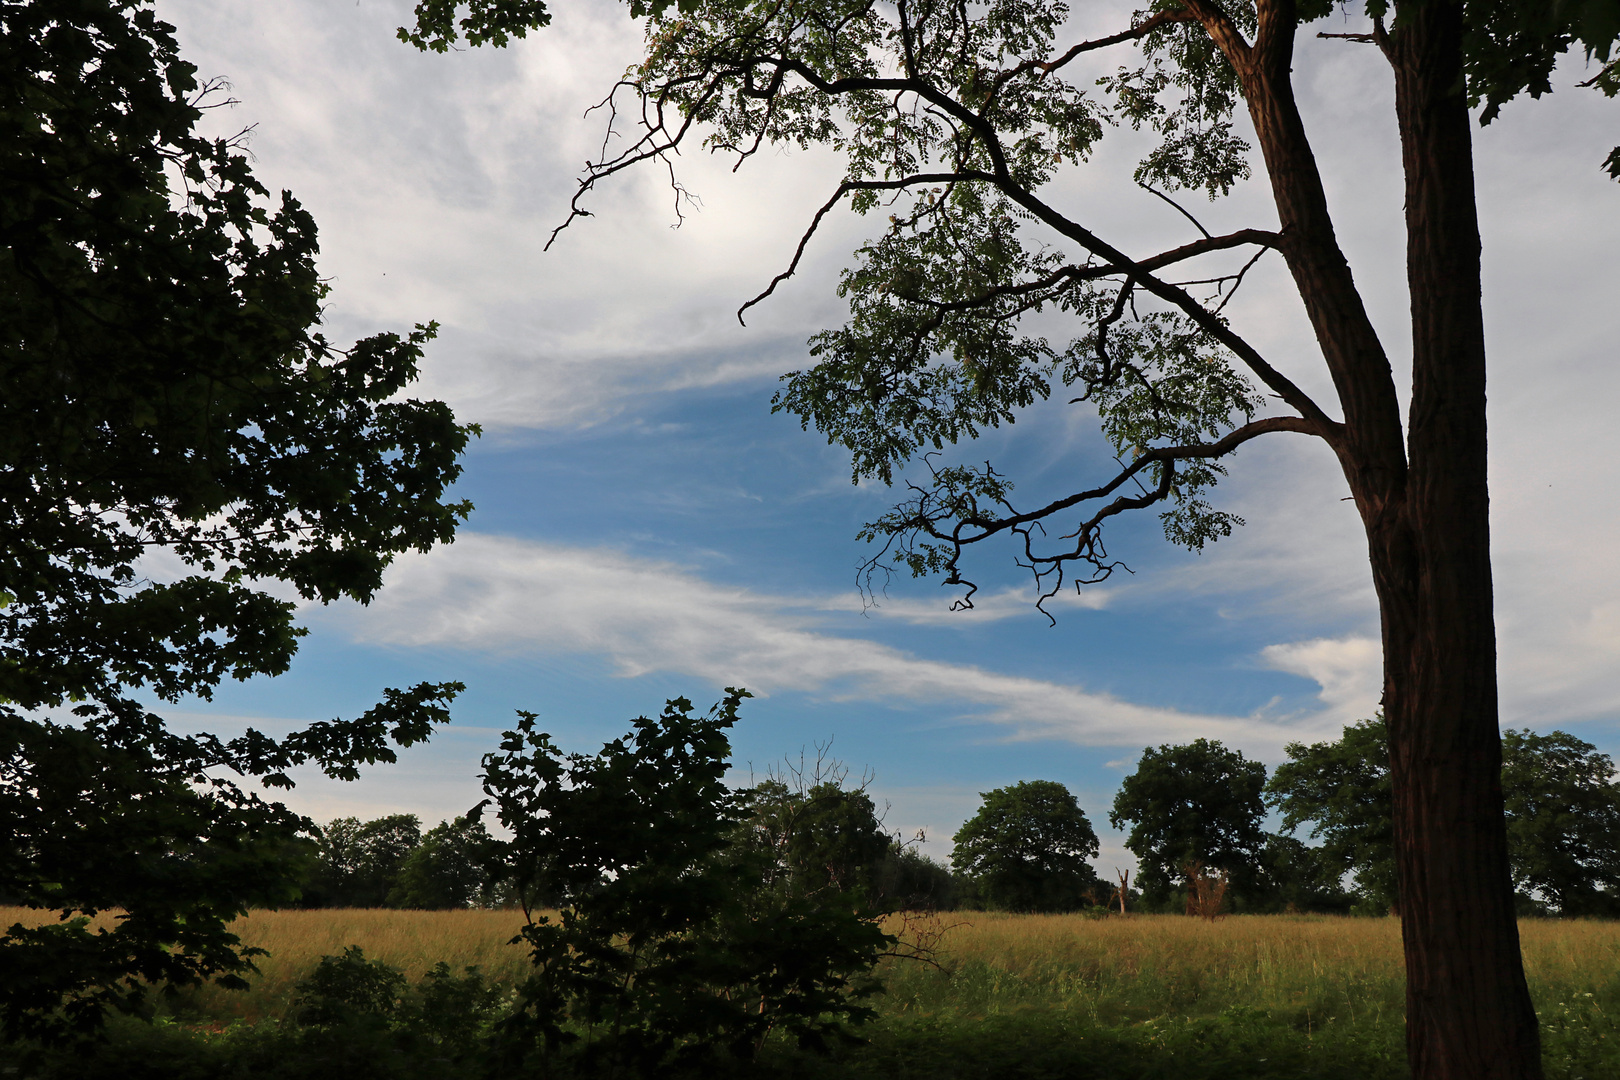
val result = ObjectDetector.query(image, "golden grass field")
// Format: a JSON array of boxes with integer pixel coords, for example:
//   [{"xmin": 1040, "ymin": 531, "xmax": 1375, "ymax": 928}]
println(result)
[{"xmin": 8, "ymin": 907, "xmax": 1619, "ymax": 1029}]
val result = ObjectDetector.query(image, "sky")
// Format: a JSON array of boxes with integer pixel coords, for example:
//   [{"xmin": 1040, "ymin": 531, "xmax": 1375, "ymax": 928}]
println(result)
[{"xmin": 153, "ymin": 0, "xmax": 1620, "ymax": 871}]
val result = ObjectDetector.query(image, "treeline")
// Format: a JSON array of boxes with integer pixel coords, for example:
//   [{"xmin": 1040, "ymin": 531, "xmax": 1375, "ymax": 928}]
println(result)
[
  {"xmin": 952, "ymin": 719, "xmax": 1620, "ymax": 916},
  {"xmin": 298, "ymin": 777, "xmax": 957, "ymax": 912},
  {"xmin": 299, "ymin": 815, "xmax": 504, "ymax": 909},
  {"xmin": 305, "ymin": 717, "xmax": 1620, "ymax": 918}
]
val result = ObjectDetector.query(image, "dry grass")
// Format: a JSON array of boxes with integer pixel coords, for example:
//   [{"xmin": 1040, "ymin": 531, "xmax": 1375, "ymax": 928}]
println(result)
[
  {"xmin": 1, "ymin": 906, "xmax": 534, "ymax": 1022},
  {"xmin": 7, "ymin": 907, "xmax": 1619, "ymax": 1028}
]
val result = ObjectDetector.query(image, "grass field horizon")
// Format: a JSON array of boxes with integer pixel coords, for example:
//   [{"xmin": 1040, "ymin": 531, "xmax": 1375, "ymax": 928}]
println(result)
[{"xmin": 6, "ymin": 908, "xmax": 1617, "ymax": 1077}]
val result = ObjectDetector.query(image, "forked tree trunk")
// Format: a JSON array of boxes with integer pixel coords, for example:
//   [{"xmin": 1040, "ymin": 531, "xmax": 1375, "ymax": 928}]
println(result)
[
  {"xmin": 1205, "ymin": 0, "xmax": 1543, "ymax": 1075},
  {"xmin": 1374, "ymin": 2, "xmax": 1542, "ymax": 1077}
]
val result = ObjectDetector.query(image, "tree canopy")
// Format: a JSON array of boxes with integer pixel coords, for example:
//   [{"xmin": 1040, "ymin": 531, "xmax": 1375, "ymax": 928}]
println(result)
[
  {"xmin": 1109, "ymin": 739, "xmax": 1268, "ymax": 904},
  {"xmin": 951, "ymin": 779, "xmax": 1100, "ymax": 911},
  {"xmin": 1268, "ymin": 718, "xmax": 1620, "ymax": 916},
  {"xmin": 1265, "ymin": 717, "xmax": 1399, "ymax": 909},
  {"xmin": 1, "ymin": 0, "xmax": 474, "ymax": 1042}
]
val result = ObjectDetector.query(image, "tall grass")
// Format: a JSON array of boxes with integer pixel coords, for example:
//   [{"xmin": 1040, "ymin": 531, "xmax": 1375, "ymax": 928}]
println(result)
[
  {"xmin": 878, "ymin": 912, "xmax": 1408, "ymax": 1026},
  {"xmin": 7, "ymin": 908, "xmax": 1619, "ymax": 1078}
]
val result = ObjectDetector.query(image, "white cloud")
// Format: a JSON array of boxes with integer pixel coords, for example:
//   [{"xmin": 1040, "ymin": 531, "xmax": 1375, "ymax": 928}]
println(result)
[
  {"xmin": 318, "ymin": 532, "xmax": 1328, "ymax": 754},
  {"xmin": 1259, "ymin": 636, "xmax": 1383, "ymax": 731},
  {"xmin": 814, "ymin": 583, "xmax": 1113, "ymax": 625}
]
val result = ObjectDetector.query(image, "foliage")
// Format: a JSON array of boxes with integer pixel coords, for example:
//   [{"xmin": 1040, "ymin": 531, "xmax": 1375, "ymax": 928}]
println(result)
[
  {"xmin": 1, "ymin": 0, "xmax": 473, "ymax": 1043},
  {"xmin": 479, "ymin": 691, "xmax": 892, "ymax": 1076},
  {"xmin": 1265, "ymin": 717, "xmax": 1398, "ymax": 910},
  {"xmin": 1501, "ymin": 728, "xmax": 1620, "ymax": 916},
  {"xmin": 1110, "ymin": 740, "xmax": 1268, "ymax": 906},
  {"xmin": 1267, "ymin": 718, "xmax": 1620, "ymax": 914},
  {"xmin": 292, "ymin": 946, "xmax": 411, "ymax": 1028},
  {"xmin": 742, "ymin": 774, "xmax": 895, "ymax": 903},
  {"xmin": 951, "ymin": 780, "xmax": 1100, "ymax": 912},
  {"xmin": 872, "ymin": 847, "xmax": 960, "ymax": 911},
  {"xmin": 23, "ymin": 912, "xmax": 1620, "ymax": 1080},
  {"xmin": 298, "ymin": 814, "xmax": 501, "ymax": 910},
  {"xmin": 388, "ymin": 816, "xmax": 504, "ymax": 911},
  {"xmin": 1256, "ymin": 834, "xmax": 1355, "ymax": 914},
  {"xmin": 303, "ymin": 816, "xmax": 422, "ymax": 909}
]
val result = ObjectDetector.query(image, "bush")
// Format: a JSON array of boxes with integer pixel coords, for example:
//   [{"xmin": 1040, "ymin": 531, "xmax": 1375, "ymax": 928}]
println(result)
[{"xmin": 482, "ymin": 690, "xmax": 893, "ymax": 1076}]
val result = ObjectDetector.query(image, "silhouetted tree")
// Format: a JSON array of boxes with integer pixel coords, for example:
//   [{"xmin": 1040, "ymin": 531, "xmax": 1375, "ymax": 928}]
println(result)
[{"xmin": 1, "ymin": 0, "xmax": 471, "ymax": 1042}]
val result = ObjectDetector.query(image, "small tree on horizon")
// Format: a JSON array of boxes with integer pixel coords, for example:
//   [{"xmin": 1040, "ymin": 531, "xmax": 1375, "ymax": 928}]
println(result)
[
  {"xmin": 1110, "ymin": 739, "xmax": 1269, "ymax": 909},
  {"xmin": 951, "ymin": 780, "xmax": 1100, "ymax": 912}
]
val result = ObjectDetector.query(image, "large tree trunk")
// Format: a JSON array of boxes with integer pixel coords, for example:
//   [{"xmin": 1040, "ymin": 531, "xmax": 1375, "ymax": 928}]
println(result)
[
  {"xmin": 1369, "ymin": 2, "xmax": 1543, "ymax": 1077},
  {"xmin": 1204, "ymin": 0, "xmax": 1543, "ymax": 1075}
]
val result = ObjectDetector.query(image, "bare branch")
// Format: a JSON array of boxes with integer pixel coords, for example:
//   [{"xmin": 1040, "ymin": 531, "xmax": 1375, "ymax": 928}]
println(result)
[
  {"xmin": 737, "ymin": 172, "xmax": 968, "ymax": 323},
  {"xmin": 1139, "ymin": 182, "xmax": 1213, "ymax": 239},
  {"xmin": 944, "ymin": 414, "xmax": 1320, "ymax": 546},
  {"xmin": 879, "ymin": 414, "xmax": 1321, "ymax": 621}
]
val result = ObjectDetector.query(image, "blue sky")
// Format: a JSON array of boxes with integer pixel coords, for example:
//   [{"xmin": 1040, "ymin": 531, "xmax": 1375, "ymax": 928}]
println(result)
[{"xmin": 155, "ymin": 0, "xmax": 1620, "ymax": 869}]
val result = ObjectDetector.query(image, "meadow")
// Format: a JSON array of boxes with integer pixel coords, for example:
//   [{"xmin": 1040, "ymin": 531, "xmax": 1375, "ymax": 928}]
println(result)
[{"xmin": 5, "ymin": 908, "xmax": 1618, "ymax": 1079}]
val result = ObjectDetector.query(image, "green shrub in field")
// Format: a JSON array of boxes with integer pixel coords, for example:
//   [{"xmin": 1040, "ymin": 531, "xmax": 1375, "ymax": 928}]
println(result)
[{"xmin": 482, "ymin": 690, "xmax": 892, "ymax": 1077}]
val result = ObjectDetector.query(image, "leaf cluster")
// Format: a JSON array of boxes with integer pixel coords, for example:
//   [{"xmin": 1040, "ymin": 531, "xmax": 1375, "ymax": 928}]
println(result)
[{"xmin": 478, "ymin": 691, "xmax": 892, "ymax": 1076}]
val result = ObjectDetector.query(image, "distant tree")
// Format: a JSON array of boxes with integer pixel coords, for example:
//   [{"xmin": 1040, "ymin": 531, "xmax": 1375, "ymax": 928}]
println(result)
[
  {"xmin": 0, "ymin": 0, "xmax": 472, "ymax": 1042},
  {"xmin": 872, "ymin": 846, "xmax": 958, "ymax": 911},
  {"xmin": 1500, "ymin": 729, "xmax": 1620, "ymax": 917},
  {"xmin": 742, "ymin": 764, "xmax": 895, "ymax": 902},
  {"xmin": 1266, "ymin": 717, "xmax": 1398, "ymax": 910},
  {"xmin": 1268, "ymin": 719, "xmax": 1620, "ymax": 916},
  {"xmin": 739, "ymin": 754, "xmax": 957, "ymax": 911},
  {"xmin": 480, "ymin": 691, "xmax": 890, "ymax": 1075},
  {"xmin": 388, "ymin": 816, "xmax": 503, "ymax": 910},
  {"xmin": 1110, "ymin": 740, "xmax": 1268, "ymax": 908},
  {"xmin": 1257, "ymin": 834, "xmax": 1355, "ymax": 914},
  {"xmin": 304, "ymin": 815, "xmax": 422, "ymax": 909},
  {"xmin": 951, "ymin": 780, "xmax": 1099, "ymax": 912}
]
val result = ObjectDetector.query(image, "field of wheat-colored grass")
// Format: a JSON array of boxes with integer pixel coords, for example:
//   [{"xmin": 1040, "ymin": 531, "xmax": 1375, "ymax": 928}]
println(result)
[{"xmin": 8, "ymin": 906, "xmax": 1619, "ymax": 1030}]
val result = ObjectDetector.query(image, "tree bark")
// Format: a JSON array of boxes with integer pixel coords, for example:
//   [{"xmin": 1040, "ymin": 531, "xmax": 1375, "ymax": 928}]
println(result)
[
  {"xmin": 1375, "ymin": 2, "xmax": 1543, "ymax": 1077},
  {"xmin": 1190, "ymin": 1, "xmax": 1543, "ymax": 1076}
]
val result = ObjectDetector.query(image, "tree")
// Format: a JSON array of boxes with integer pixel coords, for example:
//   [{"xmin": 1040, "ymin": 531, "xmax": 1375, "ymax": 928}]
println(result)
[
  {"xmin": 1266, "ymin": 716, "xmax": 1399, "ymax": 910},
  {"xmin": 1110, "ymin": 740, "xmax": 1268, "ymax": 907},
  {"xmin": 739, "ymin": 752, "xmax": 960, "ymax": 910},
  {"xmin": 303, "ymin": 814, "xmax": 422, "ymax": 909},
  {"xmin": 951, "ymin": 780, "xmax": 1099, "ymax": 911},
  {"xmin": 388, "ymin": 816, "xmax": 504, "ymax": 910},
  {"xmin": 479, "ymin": 691, "xmax": 891, "ymax": 1075},
  {"xmin": 406, "ymin": 0, "xmax": 1619, "ymax": 1074},
  {"xmin": 1501, "ymin": 729, "xmax": 1620, "ymax": 917},
  {"xmin": 872, "ymin": 845, "xmax": 959, "ymax": 910},
  {"xmin": 1, "ymin": 0, "xmax": 473, "ymax": 1042},
  {"xmin": 1268, "ymin": 718, "xmax": 1620, "ymax": 916},
  {"xmin": 1257, "ymin": 833, "xmax": 1355, "ymax": 913},
  {"xmin": 743, "ymin": 777, "xmax": 895, "ymax": 900}
]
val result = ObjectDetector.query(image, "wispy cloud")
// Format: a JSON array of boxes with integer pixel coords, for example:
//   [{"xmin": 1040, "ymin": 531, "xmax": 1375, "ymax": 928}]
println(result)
[
  {"xmin": 1259, "ymin": 636, "xmax": 1383, "ymax": 732},
  {"xmin": 317, "ymin": 533, "xmax": 1339, "ymax": 755}
]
